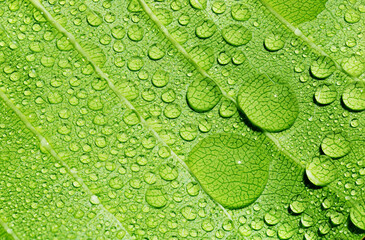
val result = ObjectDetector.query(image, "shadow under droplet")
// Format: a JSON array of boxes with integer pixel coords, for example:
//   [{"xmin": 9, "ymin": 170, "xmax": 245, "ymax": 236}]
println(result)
[
  {"xmin": 237, "ymin": 109, "xmax": 262, "ymax": 133},
  {"xmin": 302, "ymin": 171, "xmax": 322, "ymax": 190}
]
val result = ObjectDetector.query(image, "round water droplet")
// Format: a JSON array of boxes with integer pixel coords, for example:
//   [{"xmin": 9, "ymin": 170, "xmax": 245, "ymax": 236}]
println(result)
[
  {"xmin": 341, "ymin": 55, "xmax": 365, "ymax": 77},
  {"xmin": 186, "ymin": 182, "xmax": 200, "ymax": 196},
  {"xmin": 310, "ymin": 56, "xmax": 336, "ymax": 79},
  {"xmin": 154, "ymin": 8, "xmax": 173, "ymax": 26},
  {"xmin": 217, "ymin": 52, "xmax": 230, "ymax": 65},
  {"xmin": 306, "ymin": 155, "xmax": 337, "ymax": 186},
  {"xmin": 342, "ymin": 81, "xmax": 365, "ymax": 111},
  {"xmin": 188, "ymin": 45, "xmax": 214, "ymax": 70},
  {"xmin": 190, "ymin": 0, "xmax": 207, "ymax": 10},
  {"xmin": 264, "ymin": 208, "xmax": 281, "ymax": 225},
  {"xmin": 87, "ymin": 97, "xmax": 103, "ymax": 110},
  {"xmin": 109, "ymin": 176, "xmax": 123, "ymax": 189},
  {"xmin": 181, "ymin": 206, "xmax": 197, "ymax": 220},
  {"xmin": 187, "ymin": 78, "xmax": 222, "ymax": 112},
  {"xmin": 344, "ymin": 9, "xmax": 361, "ymax": 23},
  {"xmin": 237, "ymin": 75, "xmax": 299, "ymax": 132},
  {"xmin": 145, "ymin": 186, "xmax": 167, "ymax": 208},
  {"xmin": 127, "ymin": 57, "xmax": 143, "ymax": 71},
  {"xmin": 290, "ymin": 194, "xmax": 308, "ymax": 214},
  {"xmin": 314, "ymin": 83, "xmax": 337, "ymax": 105},
  {"xmin": 321, "ymin": 132, "xmax": 351, "ymax": 158},
  {"xmin": 163, "ymin": 103, "xmax": 181, "ymax": 119},
  {"xmin": 212, "ymin": 1, "xmax": 226, "ymax": 14},
  {"xmin": 222, "ymin": 25, "xmax": 252, "ymax": 46},
  {"xmin": 277, "ymin": 222, "xmax": 296, "ymax": 239},
  {"xmin": 350, "ymin": 203, "xmax": 365, "ymax": 230},
  {"xmin": 195, "ymin": 20, "xmax": 216, "ymax": 39},
  {"xmin": 219, "ymin": 99, "xmax": 237, "ymax": 118},
  {"xmin": 152, "ymin": 70, "xmax": 169, "ymax": 88},
  {"xmin": 148, "ymin": 44, "xmax": 165, "ymax": 60},
  {"xmin": 180, "ymin": 124, "xmax": 198, "ymax": 141},
  {"xmin": 329, "ymin": 211, "xmax": 345, "ymax": 226},
  {"xmin": 161, "ymin": 88, "xmax": 176, "ymax": 103},
  {"xmin": 186, "ymin": 133, "xmax": 271, "ymax": 209},
  {"xmin": 123, "ymin": 109, "xmax": 140, "ymax": 125},
  {"xmin": 159, "ymin": 163, "xmax": 178, "ymax": 181},
  {"xmin": 231, "ymin": 4, "xmax": 251, "ymax": 21},
  {"xmin": 264, "ymin": 33, "xmax": 285, "ymax": 51},
  {"xmin": 127, "ymin": 25, "xmax": 144, "ymax": 42},
  {"xmin": 301, "ymin": 213, "xmax": 314, "ymax": 227},
  {"xmin": 111, "ymin": 26, "xmax": 125, "ymax": 39},
  {"xmin": 87, "ymin": 12, "xmax": 103, "ymax": 26}
]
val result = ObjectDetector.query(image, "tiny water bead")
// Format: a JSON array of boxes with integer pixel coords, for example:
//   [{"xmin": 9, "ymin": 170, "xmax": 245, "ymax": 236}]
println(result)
[
  {"xmin": 342, "ymin": 81, "xmax": 365, "ymax": 111},
  {"xmin": 187, "ymin": 78, "xmax": 222, "ymax": 112},
  {"xmin": 310, "ymin": 56, "xmax": 336, "ymax": 79},
  {"xmin": 264, "ymin": 34, "xmax": 285, "ymax": 51},
  {"xmin": 321, "ymin": 132, "xmax": 351, "ymax": 158},
  {"xmin": 306, "ymin": 155, "xmax": 338, "ymax": 186},
  {"xmin": 237, "ymin": 74, "xmax": 299, "ymax": 132},
  {"xmin": 314, "ymin": 83, "xmax": 337, "ymax": 105},
  {"xmin": 222, "ymin": 25, "xmax": 252, "ymax": 46},
  {"xmin": 186, "ymin": 133, "xmax": 271, "ymax": 209}
]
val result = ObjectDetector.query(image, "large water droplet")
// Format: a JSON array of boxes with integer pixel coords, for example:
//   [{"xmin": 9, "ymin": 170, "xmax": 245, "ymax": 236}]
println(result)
[
  {"xmin": 342, "ymin": 81, "xmax": 365, "ymax": 111},
  {"xmin": 186, "ymin": 133, "xmax": 271, "ymax": 209},
  {"xmin": 321, "ymin": 132, "xmax": 351, "ymax": 158},
  {"xmin": 306, "ymin": 155, "xmax": 338, "ymax": 186},
  {"xmin": 237, "ymin": 75, "xmax": 299, "ymax": 132},
  {"xmin": 187, "ymin": 78, "xmax": 222, "ymax": 112}
]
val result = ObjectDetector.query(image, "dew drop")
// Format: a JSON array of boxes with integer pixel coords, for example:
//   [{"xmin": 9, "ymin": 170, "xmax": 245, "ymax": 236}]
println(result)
[
  {"xmin": 222, "ymin": 25, "xmax": 252, "ymax": 46},
  {"xmin": 187, "ymin": 78, "xmax": 222, "ymax": 112},
  {"xmin": 195, "ymin": 20, "xmax": 216, "ymax": 39},
  {"xmin": 310, "ymin": 56, "xmax": 336, "ymax": 79},
  {"xmin": 264, "ymin": 33, "xmax": 285, "ymax": 51},
  {"xmin": 314, "ymin": 83, "xmax": 337, "ymax": 105},
  {"xmin": 306, "ymin": 155, "xmax": 338, "ymax": 186},
  {"xmin": 321, "ymin": 132, "xmax": 351, "ymax": 158},
  {"xmin": 350, "ymin": 202, "xmax": 365, "ymax": 230},
  {"xmin": 342, "ymin": 81, "xmax": 365, "ymax": 111},
  {"xmin": 145, "ymin": 186, "xmax": 167, "ymax": 208},
  {"xmin": 231, "ymin": 4, "xmax": 251, "ymax": 21}
]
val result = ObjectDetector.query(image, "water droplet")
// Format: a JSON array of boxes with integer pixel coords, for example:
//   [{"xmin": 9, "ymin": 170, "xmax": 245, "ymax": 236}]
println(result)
[
  {"xmin": 237, "ymin": 75, "xmax": 299, "ymax": 132},
  {"xmin": 90, "ymin": 195, "xmax": 100, "ymax": 205},
  {"xmin": 306, "ymin": 155, "xmax": 338, "ymax": 186},
  {"xmin": 161, "ymin": 88, "xmax": 176, "ymax": 103},
  {"xmin": 290, "ymin": 194, "xmax": 308, "ymax": 213},
  {"xmin": 219, "ymin": 99, "xmax": 237, "ymax": 118},
  {"xmin": 232, "ymin": 51, "xmax": 246, "ymax": 65},
  {"xmin": 154, "ymin": 8, "xmax": 173, "ymax": 26},
  {"xmin": 186, "ymin": 133, "xmax": 271, "ymax": 209},
  {"xmin": 109, "ymin": 176, "xmax": 123, "ymax": 189},
  {"xmin": 145, "ymin": 186, "xmax": 167, "ymax": 208},
  {"xmin": 195, "ymin": 20, "xmax": 216, "ymax": 39},
  {"xmin": 181, "ymin": 206, "xmax": 197, "ymax": 220},
  {"xmin": 329, "ymin": 211, "xmax": 345, "ymax": 226},
  {"xmin": 342, "ymin": 81, "xmax": 365, "ymax": 111},
  {"xmin": 310, "ymin": 56, "xmax": 336, "ymax": 79},
  {"xmin": 159, "ymin": 163, "xmax": 178, "ymax": 181},
  {"xmin": 148, "ymin": 44, "xmax": 165, "ymax": 60},
  {"xmin": 217, "ymin": 52, "xmax": 230, "ymax": 65},
  {"xmin": 190, "ymin": 0, "xmax": 207, "ymax": 10},
  {"xmin": 163, "ymin": 103, "xmax": 181, "ymax": 119},
  {"xmin": 188, "ymin": 45, "xmax": 214, "ymax": 70},
  {"xmin": 264, "ymin": 208, "xmax": 281, "ymax": 225},
  {"xmin": 341, "ymin": 55, "xmax": 365, "ymax": 77},
  {"xmin": 111, "ymin": 26, "xmax": 125, "ymax": 39},
  {"xmin": 350, "ymin": 118, "xmax": 359, "ymax": 128},
  {"xmin": 314, "ymin": 83, "xmax": 337, "ymax": 105},
  {"xmin": 187, "ymin": 78, "xmax": 222, "ymax": 112},
  {"xmin": 321, "ymin": 132, "xmax": 351, "ymax": 158},
  {"xmin": 201, "ymin": 219, "xmax": 214, "ymax": 232},
  {"xmin": 212, "ymin": 1, "xmax": 226, "ymax": 14},
  {"xmin": 186, "ymin": 182, "xmax": 200, "ymax": 196},
  {"xmin": 264, "ymin": 33, "xmax": 285, "ymax": 51},
  {"xmin": 277, "ymin": 222, "xmax": 296, "ymax": 239},
  {"xmin": 344, "ymin": 9, "xmax": 361, "ymax": 23},
  {"xmin": 231, "ymin": 4, "xmax": 251, "ymax": 21},
  {"xmin": 87, "ymin": 97, "xmax": 103, "ymax": 111},
  {"xmin": 179, "ymin": 124, "xmax": 198, "ymax": 141},
  {"xmin": 222, "ymin": 25, "xmax": 252, "ymax": 46},
  {"xmin": 301, "ymin": 213, "xmax": 314, "ymax": 227},
  {"xmin": 123, "ymin": 109, "xmax": 140, "ymax": 125},
  {"xmin": 350, "ymin": 202, "xmax": 365, "ymax": 230},
  {"xmin": 127, "ymin": 57, "xmax": 143, "ymax": 71},
  {"xmin": 87, "ymin": 12, "xmax": 103, "ymax": 27},
  {"xmin": 127, "ymin": 25, "xmax": 144, "ymax": 42},
  {"xmin": 151, "ymin": 70, "xmax": 169, "ymax": 88}
]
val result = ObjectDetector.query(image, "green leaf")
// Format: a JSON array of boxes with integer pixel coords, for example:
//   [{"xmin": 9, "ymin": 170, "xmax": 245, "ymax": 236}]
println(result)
[{"xmin": 0, "ymin": 0, "xmax": 364, "ymax": 239}]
